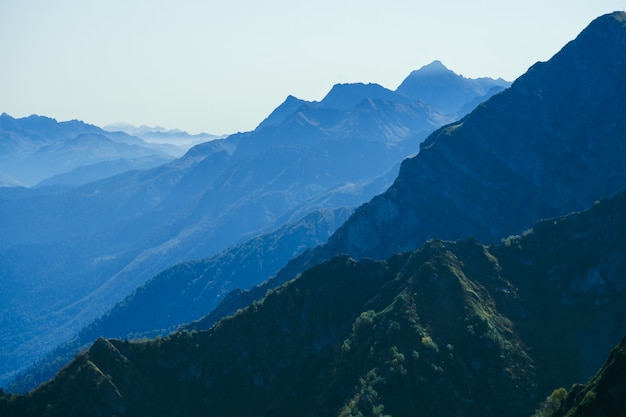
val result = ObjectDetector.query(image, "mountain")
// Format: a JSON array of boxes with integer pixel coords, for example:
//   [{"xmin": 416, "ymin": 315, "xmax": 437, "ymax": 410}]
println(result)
[
  {"xmin": 396, "ymin": 60, "xmax": 510, "ymax": 117},
  {"xmin": 0, "ymin": 61, "xmax": 505, "ymax": 386},
  {"xmin": 6, "ymin": 164, "xmax": 402, "ymax": 393},
  {"xmin": 291, "ymin": 10, "xmax": 626, "ymax": 272},
  {"xmin": 256, "ymin": 95, "xmax": 309, "ymax": 128},
  {"xmin": 3, "ymin": 187, "xmax": 626, "ymax": 417},
  {"xmin": 176, "ymin": 10, "xmax": 626, "ymax": 360},
  {"xmin": 6, "ymin": 207, "xmax": 352, "ymax": 393},
  {"xmin": 0, "ymin": 114, "xmax": 176, "ymax": 186},
  {"xmin": 8, "ymin": 10, "xmax": 626, "ymax": 395},
  {"xmin": 35, "ymin": 155, "xmax": 174, "ymax": 187},
  {"xmin": 258, "ymin": 68, "xmax": 510, "ymax": 130},
  {"xmin": 103, "ymin": 122, "xmax": 224, "ymax": 153}
]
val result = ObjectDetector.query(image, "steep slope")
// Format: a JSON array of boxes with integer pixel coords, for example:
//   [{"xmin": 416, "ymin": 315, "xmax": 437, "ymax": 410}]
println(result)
[
  {"xmin": 291, "ymin": 11, "xmax": 626, "ymax": 269},
  {"xmin": 35, "ymin": 155, "xmax": 174, "ymax": 187},
  {"xmin": 0, "ymin": 138, "xmax": 238, "ymax": 384},
  {"xmin": 28, "ymin": 12, "xmax": 617, "ymax": 379},
  {"xmin": 0, "ymin": 246, "xmax": 536, "ymax": 417},
  {"xmin": 256, "ymin": 95, "xmax": 310, "ymax": 128},
  {"xmin": 1, "ymin": 63, "xmax": 486, "ymax": 385},
  {"xmin": 7, "ymin": 164, "xmax": 399, "ymax": 393},
  {"xmin": 188, "ymin": 11, "xmax": 626, "ymax": 350},
  {"xmin": 90, "ymin": 207, "xmax": 352, "ymax": 338},
  {"xmin": 3, "ymin": 188, "xmax": 626, "ymax": 416},
  {"xmin": 320, "ymin": 82, "xmax": 413, "ymax": 110},
  {"xmin": 103, "ymin": 122, "xmax": 222, "ymax": 151},
  {"xmin": 7, "ymin": 207, "xmax": 352, "ymax": 393}
]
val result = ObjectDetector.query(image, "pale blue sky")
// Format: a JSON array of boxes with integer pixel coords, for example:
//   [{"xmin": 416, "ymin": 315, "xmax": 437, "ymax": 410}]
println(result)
[{"xmin": 0, "ymin": 1, "xmax": 623, "ymax": 134}]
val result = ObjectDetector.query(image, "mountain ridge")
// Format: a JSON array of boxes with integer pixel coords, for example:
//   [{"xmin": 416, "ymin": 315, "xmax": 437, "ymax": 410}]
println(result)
[
  {"xmin": 396, "ymin": 60, "xmax": 510, "ymax": 116},
  {"xmin": 3, "ymin": 186, "xmax": 626, "ymax": 416},
  {"xmin": 184, "ymin": 10, "xmax": 626, "ymax": 352},
  {"xmin": 317, "ymin": 10, "xmax": 626, "ymax": 260},
  {"xmin": 0, "ymin": 113, "xmax": 175, "ymax": 186},
  {"xmin": 0, "ymin": 61, "xmax": 506, "ymax": 387}
]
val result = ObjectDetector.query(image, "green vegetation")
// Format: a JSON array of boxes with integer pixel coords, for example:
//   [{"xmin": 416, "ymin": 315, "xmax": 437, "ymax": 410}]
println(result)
[
  {"xmin": 532, "ymin": 388, "xmax": 568, "ymax": 417},
  {"xmin": 4, "ymin": 187, "xmax": 626, "ymax": 416}
]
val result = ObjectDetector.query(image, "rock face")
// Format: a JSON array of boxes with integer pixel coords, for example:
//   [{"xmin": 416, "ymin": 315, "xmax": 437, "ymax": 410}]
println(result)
[
  {"xmin": 323, "ymin": 11, "xmax": 626, "ymax": 261},
  {"xmin": 204, "ymin": 12, "xmax": 626, "ymax": 329},
  {"xmin": 2, "ymin": 188, "xmax": 626, "ymax": 417}
]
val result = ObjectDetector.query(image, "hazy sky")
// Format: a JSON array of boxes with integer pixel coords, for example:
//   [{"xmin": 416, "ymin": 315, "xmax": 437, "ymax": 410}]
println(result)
[{"xmin": 1, "ymin": 1, "xmax": 623, "ymax": 134}]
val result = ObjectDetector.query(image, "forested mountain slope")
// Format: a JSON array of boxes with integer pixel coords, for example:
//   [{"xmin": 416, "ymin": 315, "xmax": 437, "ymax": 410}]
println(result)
[{"xmin": 3, "ymin": 186, "xmax": 626, "ymax": 417}]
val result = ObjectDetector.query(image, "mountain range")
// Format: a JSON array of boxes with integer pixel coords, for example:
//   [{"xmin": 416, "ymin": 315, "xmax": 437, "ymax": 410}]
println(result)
[
  {"xmin": 0, "ymin": 114, "xmax": 179, "ymax": 187},
  {"xmin": 0, "ymin": 61, "xmax": 507, "ymax": 387},
  {"xmin": 396, "ymin": 59, "xmax": 510, "ymax": 116},
  {"xmin": 6, "ymin": 11, "xmax": 626, "ymax": 399},
  {"xmin": 103, "ymin": 122, "xmax": 224, "ymax": 150},
  {"xmin": 2, "ymin": 183, "xmax": 626, "ymax": 416},
  {"xmin": 186, "ymin": 13, "xmax": 626, "ymax": 368},
  {"xmin": 207, "ymin": 9, "xmax": 626, "ymax": 326},
  {"xmin": 3, "ymin": 11, "xmax": 626, "ymax": 417}
]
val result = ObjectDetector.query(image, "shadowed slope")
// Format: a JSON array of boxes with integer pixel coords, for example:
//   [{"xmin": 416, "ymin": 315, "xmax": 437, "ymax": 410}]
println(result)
[{"xmin": 4, "ymin": 188, "xmax": 625, "ymax": 416}]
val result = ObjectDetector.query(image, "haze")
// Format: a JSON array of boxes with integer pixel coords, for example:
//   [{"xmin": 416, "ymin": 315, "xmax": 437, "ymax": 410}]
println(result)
[{"xmin": 0, "ymin": 0, "xmax": 623, "ymax": 135}]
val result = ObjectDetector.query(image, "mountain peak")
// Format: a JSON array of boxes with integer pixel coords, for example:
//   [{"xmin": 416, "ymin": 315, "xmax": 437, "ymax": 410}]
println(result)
[
  {"xmin": 324, "ymin": 9, "xmax": 626, "ymax": 262},
  {"xmin": 594, "ymin": 10, "xmax": 626, "ymax": 26},
  {"xmin": 396, "ymin": 61, "xmax": 510, "ymax": 115},
  {"xmin": 256, "ymin": 94, "xmax": 309, "ymax": 129},
  {"xmin": 319, "ymin": 82, "xmax": 408, "ymax": 110},
  {"xmin": 414, "ymin": 60, "xmax": 452, "ymax": 74}
]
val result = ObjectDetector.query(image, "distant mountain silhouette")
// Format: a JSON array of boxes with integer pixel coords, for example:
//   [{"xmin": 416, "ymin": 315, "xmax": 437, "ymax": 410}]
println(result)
[
  {"xmin": 103, "ymin": 122, "xmax": 223, "ymax": 153},
  {"xmin": 259, "ymin": 67, "xmax": 510, "ymax": 129},
  {"xmin": 4, "ymin": 12, "xmax": 626, "ymax": 416},
  {"xmin": 320, "ymin": 82, "xmax": 413, "ymax": 110},
  {"xmin": 35, "ymin": 155, "xmax": 173, "ymax": 187},
  {"xmin": 3, "ymin": 186, "xmax": 626, "ymax": 417},
  {"xmin": 193, "ymin": 10, "xmax": 626, "ymax": 359},
  {"xmin": 256, "ymin": 95, "xmax": 310, "ymax": 128},
  {"xmin": 0, "ymin": 62, "xmax": 504, "ymax": 387},
  {"xmin": 5, "ymin": 207, "xmax": 353, "ymax": 393},
  {"xmin": 327, "ymin": 11, "xmax": 626, "ymax": 260},
  {"xmin": 0, "ymin": 114, "xmax": 175, "ymax": 186},
  {"xmin": 396, "ymin": 60, "xmax": 510, "ymax": 116}
]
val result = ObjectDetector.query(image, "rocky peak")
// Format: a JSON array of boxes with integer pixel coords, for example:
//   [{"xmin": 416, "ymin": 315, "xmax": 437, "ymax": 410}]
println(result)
[
  {"xmin": 322, "ymin": 11, "xmax": 626, "ymax": 261},
  {"xmin": 395, "ymin": 60, "xmax": 509, "ymax": 115},
  {"xmin": 320, "ymin": 82, "xmax": 411, "ymax": 110}
]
